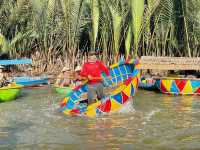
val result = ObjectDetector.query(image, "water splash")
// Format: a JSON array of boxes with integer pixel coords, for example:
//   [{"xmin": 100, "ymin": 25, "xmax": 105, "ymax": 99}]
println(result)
[
  {"xmin": 117, "ymin": 99, "xmax": 135, "ymax": 114},
  {"xmin": 144, "ymin": 109, "xmax": 160, "ymax": 122}
]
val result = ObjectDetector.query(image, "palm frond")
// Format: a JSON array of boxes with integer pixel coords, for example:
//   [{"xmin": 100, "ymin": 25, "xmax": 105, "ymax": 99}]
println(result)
[{"xmin": 130, "ymin": 0, "xmax": 145, "ymax": 56}]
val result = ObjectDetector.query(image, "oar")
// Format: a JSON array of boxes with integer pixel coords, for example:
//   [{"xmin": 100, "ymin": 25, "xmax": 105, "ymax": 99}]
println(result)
[{"xmin": 80, "ymin": 76, "xmax": 103, "ymax": 81}]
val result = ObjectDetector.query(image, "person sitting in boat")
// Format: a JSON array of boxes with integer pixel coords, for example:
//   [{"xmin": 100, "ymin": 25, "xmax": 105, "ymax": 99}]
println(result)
[
  {"xmin": 186, "ymin": 75, "xmax": 196, "ymax": 79},
  {"xmin": 80, "ymin": 51, "xmax": 110, "ymax": 105},
  {"xmin": 56, "ymin": 67, "xmax": 72, "ymax": 87},
  {"xmin": 0, "ymin": 65, "xmax": 10, "ymax": 87},
  {"xmin": 26, "ymin": 67, "xmax": 33, "ymax": 76},
  {"xmin": 141, "ymin": 74, "xmax": 154, "ymax": 85},
  {"xmin": 73, "ymin": 65, "xmax": 82, "ymax": 87}
]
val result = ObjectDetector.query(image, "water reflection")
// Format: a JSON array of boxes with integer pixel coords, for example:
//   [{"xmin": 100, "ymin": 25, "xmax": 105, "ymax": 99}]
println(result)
[
  {"xmin": 0, "ymin": 88, "xmax": 200, "ymax": 149},
  {"xmin": 176, "ymin": 96, "xmax": 193, "ymax": 112},
  {"xmin": 59, "ymin": 109, "xmax": 147, "ymax": 150},
  {"xmin": 162, "ymin": 95, "xmax": 200, "ymax": 129},
  {"xmin": 162, "ymin": 95, "xmax": 196, "ymax": 112}
]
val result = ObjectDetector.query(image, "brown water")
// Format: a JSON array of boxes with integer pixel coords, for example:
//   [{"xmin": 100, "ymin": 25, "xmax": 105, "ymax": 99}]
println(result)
[{"xmin": 0, "ymin": 87, "xmax": 200, "ymax": 150}]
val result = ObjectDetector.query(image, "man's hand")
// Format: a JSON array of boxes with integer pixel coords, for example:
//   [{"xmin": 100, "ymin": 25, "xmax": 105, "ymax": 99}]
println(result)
[{"xmin": 88, "ymin": 75, "xmax": 93, "ymax": 80}]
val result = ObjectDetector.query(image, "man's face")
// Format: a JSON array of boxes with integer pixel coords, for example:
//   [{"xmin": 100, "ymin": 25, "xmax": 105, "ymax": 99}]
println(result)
[
  {"xmin": 88, "ymin": 54, "xmax": 97, "ymax": 62},
  {"xmin": 63, "ymin": 70, "xmax": 70, "ymax": 75}
]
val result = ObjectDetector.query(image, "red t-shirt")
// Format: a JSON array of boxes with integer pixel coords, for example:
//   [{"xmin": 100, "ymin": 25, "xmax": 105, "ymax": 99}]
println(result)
[{"xmin": 80, "ymin": 60, "xmax": 109, "ymax": 84}]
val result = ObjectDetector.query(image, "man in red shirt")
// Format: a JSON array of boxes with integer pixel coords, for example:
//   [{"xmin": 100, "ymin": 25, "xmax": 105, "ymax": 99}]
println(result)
[{"xmin": 80, "ymin": 51, "xmax": 110, "ymax": 105}]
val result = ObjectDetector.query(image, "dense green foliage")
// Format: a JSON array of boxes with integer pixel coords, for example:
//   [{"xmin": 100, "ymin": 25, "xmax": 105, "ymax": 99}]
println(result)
[{"xmin": 0, "ymin": 0, "xmax": 199, "ymax": 64}]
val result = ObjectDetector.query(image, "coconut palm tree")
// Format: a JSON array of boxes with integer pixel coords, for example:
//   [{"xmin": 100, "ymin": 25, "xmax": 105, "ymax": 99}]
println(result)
[{"xmin": 0, "ymin": 0, "xmax": 199, "ymax": 64}]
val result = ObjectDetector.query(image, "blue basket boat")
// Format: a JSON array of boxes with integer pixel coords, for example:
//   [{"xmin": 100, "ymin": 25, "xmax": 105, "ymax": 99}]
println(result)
[{"xmin": 14, "ymin": 76, "xmax": 49, "ymax": 86}]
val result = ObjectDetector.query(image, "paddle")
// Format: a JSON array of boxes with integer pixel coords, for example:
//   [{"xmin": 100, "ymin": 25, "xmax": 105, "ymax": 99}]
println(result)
[{"xmin": 80, "ymin": 76, "xmax": 103, "ymax": 82}]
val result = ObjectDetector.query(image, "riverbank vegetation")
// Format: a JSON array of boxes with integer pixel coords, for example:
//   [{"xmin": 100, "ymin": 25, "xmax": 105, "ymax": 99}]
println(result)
[{"xmin": 0, "ymin": 0, "xmax": 200, "ymax": 71}]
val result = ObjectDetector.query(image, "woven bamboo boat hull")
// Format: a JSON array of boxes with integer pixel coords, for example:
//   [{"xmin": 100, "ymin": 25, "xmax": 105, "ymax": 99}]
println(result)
[
  {"xmin": 59, "ymin": 59, "xmax": 140, "ymax": 117},
  {"xmin": 155, "ymin": 78, "xmax": 200, "ymax": 95},
  {"xmin": 0, "ymin": 83, "xmax": 22, "ymax": 102}
]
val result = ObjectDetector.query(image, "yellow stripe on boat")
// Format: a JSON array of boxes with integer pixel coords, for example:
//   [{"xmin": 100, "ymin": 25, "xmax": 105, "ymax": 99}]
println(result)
[
  {"xmin": 110, "ymin": 63, "xmax": 119, "ymax": 68},
  {"xmin": 182, "ymin": 81, "xmax": 193, "ymax": 94},
  {"xmin": 111, "ymin": 84, "xmax": 126, "ymax": 95},
  {"xmin": 123, "ymin": 84, "xmax": 132, "ymax": 97},
  {"xmin": 162, "ymin": 80, "xmax": 172, "ymax": 92},
  {"xmin": 62, "ymin": 97, "xmax": 69, "ymax": 103},
  {"xmin": 63, "ymin": 109, "xmax": 71, "ymax": 115},
  {"xmin": 86, "ymin": 101, "xmax": 101, "ymax": 117},
  {"xmin": 110, "ymin": 99, "xmax": 122, "ymax": 111}
]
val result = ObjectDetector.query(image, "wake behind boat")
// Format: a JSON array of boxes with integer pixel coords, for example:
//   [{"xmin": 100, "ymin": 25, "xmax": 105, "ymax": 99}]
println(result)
[{"xmin": 59, "ymin": 59, "xmax": 140, "ymax": 117}]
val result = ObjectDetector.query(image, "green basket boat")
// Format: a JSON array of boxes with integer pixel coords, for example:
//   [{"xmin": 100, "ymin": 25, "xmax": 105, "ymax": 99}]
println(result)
[
  {"xmin": 54, "ymin": 85, "xmax": 73, "ymax": 96},
  {"xmin": 0, "ymin": 83, "xmax": 22, "ymax": 102}
]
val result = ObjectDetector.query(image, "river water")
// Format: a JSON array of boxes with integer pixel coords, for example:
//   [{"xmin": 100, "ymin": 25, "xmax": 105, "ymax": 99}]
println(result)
[{"xmin": 0, "ymin": 87, "xmax": 200, "ymax": 150}]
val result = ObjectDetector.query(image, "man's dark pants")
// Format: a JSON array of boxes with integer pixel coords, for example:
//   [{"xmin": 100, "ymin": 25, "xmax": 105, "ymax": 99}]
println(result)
[{"xmin": 87, "ymin": 82, "xmax": 105, "ymax": 104}]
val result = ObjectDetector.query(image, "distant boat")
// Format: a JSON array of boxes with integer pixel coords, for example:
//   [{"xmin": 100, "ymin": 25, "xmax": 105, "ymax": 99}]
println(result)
[
  {"xmin": 0, "ymin": 83, "xmax": 22, "ymax": 102},
  {"xmin": 14, "ymin": 76, "xmax": 49, "ymax": 86},
  {"xmin": 0, "ymin": 59, "xmax": 32, "ymax": 65},
  {"xmin": 140, "ymin": 56, "xmax": 200, "ymax": 95},
  {"xmin": 53, "ymin": 85, "xmax": 73, "ymax": 96},
  {"xmin": 155, "ymin": 77, "xmax": 200, "ymax": 95},
  {"xmin": 139, "ymin": 76, "xmax": 156, "ymax": 90}
]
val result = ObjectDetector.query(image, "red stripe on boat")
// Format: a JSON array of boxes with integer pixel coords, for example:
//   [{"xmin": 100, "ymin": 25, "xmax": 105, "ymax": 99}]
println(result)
[
  {"xmin": 175, "ymin": 80, "xmax": 187, "ymax": 92},
  {"xmin": 73, "ymin": 85, "xmax": 82, "ymax": 90},
  {"xmin": 70, "ymin": 108, "xmax": 80, "ymax": 114},
  {"xmin": 195, "ymin": 87, "xmax": 200, "ymax": 94},
  {"xmin": 136, "ymin": 77, "xmax": 139, "ymax": 88},
  {"xmin": 98, "ymin": 100, "xmax": 111, "ymax": 112},
  {"xmin": 160, "ymin": 82, "xmax": 168, "ymax": 93},
  {"xmin": 124, "ymin": 77, "xmax": 132, "ymax": 86},
  {"xmin": 122, "ymin": 92, "xmax": 129, "ymax": 104}
]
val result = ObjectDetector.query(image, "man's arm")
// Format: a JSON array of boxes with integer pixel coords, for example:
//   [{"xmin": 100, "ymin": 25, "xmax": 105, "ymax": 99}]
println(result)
[{"xmin": 97, "ymin": 61, "xmax": 109, "ymax": 76}]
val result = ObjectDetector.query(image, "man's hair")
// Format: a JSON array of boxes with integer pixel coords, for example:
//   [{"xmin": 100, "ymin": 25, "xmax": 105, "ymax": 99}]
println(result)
[{"xmin": 88, "ymin": 51, "xmax": 97, "ymax": 56}]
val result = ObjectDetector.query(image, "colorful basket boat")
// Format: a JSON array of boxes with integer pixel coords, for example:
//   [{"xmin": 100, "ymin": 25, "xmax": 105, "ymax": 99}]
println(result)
[
  {"xmin": 155, "ymin": 77, "xmax": 200, "ymax": 95},
  {"xmin": 0, "ymin": 83, "xmax": 22, "ymax": 102},
  {"xmin": 59, "ymin": 59, "xmax": 140, "ymax": 117}
]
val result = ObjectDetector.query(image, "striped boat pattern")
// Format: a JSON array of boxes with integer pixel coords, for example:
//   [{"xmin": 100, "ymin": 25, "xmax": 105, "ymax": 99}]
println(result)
[
  {"xmin": 155, "ymin": 79, "xmax": 200, "ymax": 95},
  {"xmin": 60, "ymin": 59, "xmax": 140, "ymax": 117}
]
